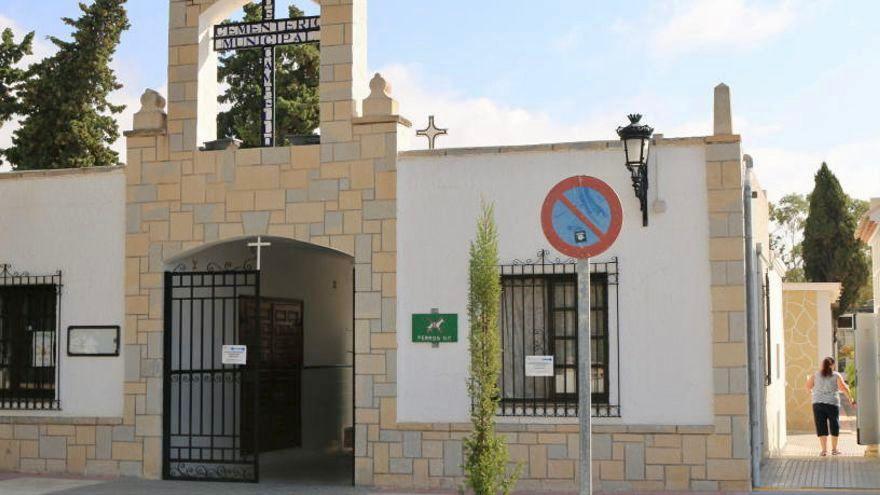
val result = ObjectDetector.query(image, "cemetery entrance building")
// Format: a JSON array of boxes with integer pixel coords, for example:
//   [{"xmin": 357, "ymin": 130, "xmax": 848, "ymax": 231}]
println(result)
[{"xmin": 0, "ymin": 0, "xmax": 769, "ymax": 492}]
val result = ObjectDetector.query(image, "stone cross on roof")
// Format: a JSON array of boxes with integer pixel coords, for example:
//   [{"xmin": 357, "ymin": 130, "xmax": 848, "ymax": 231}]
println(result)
[{"xmin": 416, "ymin": 115, "xmax": 448, "ymax": 150}]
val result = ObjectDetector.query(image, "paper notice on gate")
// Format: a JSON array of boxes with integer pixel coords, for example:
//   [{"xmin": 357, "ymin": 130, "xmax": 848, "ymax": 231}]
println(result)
[
  {"xmin": 222, "ymin": 345, "xmax": 247, "ymax": 365},
  {"xmin": 525, "ymin": 355, "xmax": 554, "ymax": 377}
]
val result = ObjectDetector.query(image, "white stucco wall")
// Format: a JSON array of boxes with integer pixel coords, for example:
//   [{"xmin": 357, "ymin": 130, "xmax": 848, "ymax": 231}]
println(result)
[
  {"xmin": 396, "ymin": 142, "xmax": 714, "ymax": 425},
  {"xmin": 0, "ymin": 168, "xmax": 126, "ymax": 417},
  {"xmin": 764, "ymin": 263, "xmax": 787, "ymax": 455}
]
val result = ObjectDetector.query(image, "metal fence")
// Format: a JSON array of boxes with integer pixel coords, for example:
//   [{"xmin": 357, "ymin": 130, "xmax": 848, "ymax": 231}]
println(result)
[
  {"xmin": 0, "ymin": 264, "xmax": 62, "ymax": 410},
  {"xmin": 497, "ymin": 251, "xmax": 619, "ymax": 417}
]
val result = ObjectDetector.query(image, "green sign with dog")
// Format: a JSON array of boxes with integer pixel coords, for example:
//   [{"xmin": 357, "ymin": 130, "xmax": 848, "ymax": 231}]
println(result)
[{"xmin": 411, "ymin": 313, "xmax": 458, "ymax": 343}]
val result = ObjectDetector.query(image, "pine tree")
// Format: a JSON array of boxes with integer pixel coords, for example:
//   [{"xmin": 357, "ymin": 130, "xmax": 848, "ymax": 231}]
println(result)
[
  {"xmin": 0, "ymin": 28, "xmax": 34, "ymax": 126},
  {"xmin": 5, "ymin": 0, "xmax": 129, "ymax": 170},
  {"xmin": 464, "ymin": 202, "xmax": 521, "ymax": 495},
  {"xmin": 217, "ymin": 2, "xmax": 319, "ymax": 147},
  {"xmin": 802, "ymin": 163, "xmax": 869, "ymax": 314}
]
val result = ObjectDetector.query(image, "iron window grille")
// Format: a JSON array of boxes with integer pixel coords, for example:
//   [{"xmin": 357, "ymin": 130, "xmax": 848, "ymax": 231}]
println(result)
[
  {"xmin": 497, "ymin": 251, "xmax": 620, "ymax": 418},
  {"xmin": 0, "ymin": 264, "xmax": 62, "ymax": 410}
]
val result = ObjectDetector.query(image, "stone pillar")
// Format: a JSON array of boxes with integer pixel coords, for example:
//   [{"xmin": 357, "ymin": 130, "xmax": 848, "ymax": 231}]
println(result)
[
  {"xmin": 319, "ymin": 0, "xmax": 368, "ymax": 162},
  {"xmin": 166, "ymin": 0, "xmax": 202, "ymax": 152},
  {"xmin": 713, "ymin": 83, "xmax": 733, "ymax": 136},
  {"xmin": 118, "ymin": 88, "xmax": 171, "ymax": 480},
  {"xmin": 704, "ymin": 82, "xmax": 750, "ymax": 490},
  {"xmin": 348, "ymin": 73, "xmax": 411, "ymax": 486}
]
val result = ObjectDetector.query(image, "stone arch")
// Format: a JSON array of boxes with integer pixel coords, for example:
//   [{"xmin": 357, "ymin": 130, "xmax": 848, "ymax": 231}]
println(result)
[
  {"xmin": 161, "ymin": 233, "xmax": 355, "ymax": 481},
  {"xmin": 163, "ymin": 234, "xmax": 352, "ymax": 269}
]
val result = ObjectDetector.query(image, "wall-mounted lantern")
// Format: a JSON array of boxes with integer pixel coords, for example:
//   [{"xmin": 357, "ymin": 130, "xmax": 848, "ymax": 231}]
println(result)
[{"xmin": 616, "ymin": 114, "xmax": 654, "ymax": 227}]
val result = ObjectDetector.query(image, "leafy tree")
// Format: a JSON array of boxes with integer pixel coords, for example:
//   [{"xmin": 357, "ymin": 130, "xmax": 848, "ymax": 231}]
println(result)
[
  {"xmin": 848, "ymin": 196, "xmax": 874, "ymax": 307},
  {"xmin": 770, "ymin": 193, "xmax": 809, "ymax": 281},
  {"xmin": 217, "ymin": 2, "xmax": 319, "ymax": 147},
  {"xmin": 5, "ymin": 0, "xmax": 129, "ymax": 170},
  {"xmin": 849, "ymin": 196, "xmax": 870, "ymax": 224},
  {"xmin": 0, "ymin": 27, "xmax": 34, "ymax": 126},
  {"xmin": 463, "ymin": 202, "xmax": 521, "ymax": 495},
  {"xmin": 802, "ymin": 163, "xmax": 869, "ymax": 314}
]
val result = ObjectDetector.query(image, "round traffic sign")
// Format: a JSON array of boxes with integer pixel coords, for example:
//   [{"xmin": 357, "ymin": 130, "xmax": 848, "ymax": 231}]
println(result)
[{"xmin": 541, "ymin": 176, "xmax": 623, "ymax": 259}]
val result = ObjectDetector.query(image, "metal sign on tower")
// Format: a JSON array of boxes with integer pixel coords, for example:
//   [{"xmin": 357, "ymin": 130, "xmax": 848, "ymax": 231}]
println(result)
[{"xmin": 213, "ymin": 0, "xmax": 320, "ymax": 147}]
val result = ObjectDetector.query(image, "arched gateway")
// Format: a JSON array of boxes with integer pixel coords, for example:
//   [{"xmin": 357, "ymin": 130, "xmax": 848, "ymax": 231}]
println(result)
[{"xmin": 161, "ymin": 237, "xmax": 353, "ymax": 482}]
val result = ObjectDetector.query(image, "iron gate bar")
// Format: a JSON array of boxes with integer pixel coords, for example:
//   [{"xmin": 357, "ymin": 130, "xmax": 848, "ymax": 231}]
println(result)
[{"xmin": 163, "ymin": 270, "xmax": 261, "ymax": 483}]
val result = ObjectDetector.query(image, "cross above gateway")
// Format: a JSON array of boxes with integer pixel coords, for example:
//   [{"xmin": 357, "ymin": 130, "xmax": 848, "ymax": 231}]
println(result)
[
  {"xmin": 247, "ymin": 236, "xmax": 272, "ymax": 271},
  {"xmin": 213, "ymin": 0, "xmax": 320, "ymax": 147}
]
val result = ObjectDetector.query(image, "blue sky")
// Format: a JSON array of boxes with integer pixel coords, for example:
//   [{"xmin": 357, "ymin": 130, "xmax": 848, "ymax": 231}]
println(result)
[{"xmin": 1, "ymin": 0, "xmax": 879, "ymax": 201}]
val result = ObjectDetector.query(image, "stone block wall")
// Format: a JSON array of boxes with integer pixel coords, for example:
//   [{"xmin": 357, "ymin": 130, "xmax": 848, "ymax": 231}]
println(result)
[
  {"xmin": 782, "ymin": 290, "xmax": 819, "ymax": 432},
  {"xmin": 357, "ymin": 421, "xmax": 731, "ymax": 492},
  {"xmin": 0, "ymin": 417, "xmax": 151, "ymax": 477},
  {"xmin": 0, "ymin": 0, "xmax": 403, "ymax": 480}
]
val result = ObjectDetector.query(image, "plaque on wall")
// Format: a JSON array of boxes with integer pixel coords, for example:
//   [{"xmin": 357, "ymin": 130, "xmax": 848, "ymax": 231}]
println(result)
[
  {"xmin": 32, "ymin": 331, "xmax": 55, "ymax": 367},
  {"xmin": 67, "ymin": 326, "xmax": 120, "ymax": 357}
]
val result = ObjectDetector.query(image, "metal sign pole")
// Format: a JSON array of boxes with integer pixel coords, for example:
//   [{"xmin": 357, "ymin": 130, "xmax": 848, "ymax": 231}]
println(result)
[
  {"xmin": 577, "ymin": 258, "xmax": 591, "ymax": 495},
  {"xmin": 541, "ymin": 175, "xmax": 620, "ymax": 495}
]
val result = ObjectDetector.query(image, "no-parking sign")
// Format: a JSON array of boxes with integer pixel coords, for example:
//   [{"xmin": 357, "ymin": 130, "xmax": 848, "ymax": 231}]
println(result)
[
  {"xmin": 540, "ymin": 175, "xmax": 623, "ymax": 495},
  {"xmin": 541, "ymin": 176, "xmax": 622, "ymax": 259}
]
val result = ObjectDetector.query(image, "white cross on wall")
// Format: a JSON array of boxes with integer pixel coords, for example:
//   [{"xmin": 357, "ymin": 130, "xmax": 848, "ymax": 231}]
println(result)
[{"xmin": 247, "ymin": 236, "xmax": 272, "ymax": 270}]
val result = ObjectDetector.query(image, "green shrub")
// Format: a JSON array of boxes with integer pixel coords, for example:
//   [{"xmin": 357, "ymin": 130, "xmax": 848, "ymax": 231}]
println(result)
[{"xmin": 845, "ymin": 360, "xmax": 858, "ymax": 402}]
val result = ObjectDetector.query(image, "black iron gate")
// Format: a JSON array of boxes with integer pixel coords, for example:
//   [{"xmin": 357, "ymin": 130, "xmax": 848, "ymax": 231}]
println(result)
[{"xmin": 163, "ymin": 270, "xmax": 261, "ymax": 482}]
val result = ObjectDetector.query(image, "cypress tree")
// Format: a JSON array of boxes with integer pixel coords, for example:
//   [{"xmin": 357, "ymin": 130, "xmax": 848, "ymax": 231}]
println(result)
[
  {"xmin": 0, "ymin": 28, "xmax": 34, "ymax": 126},
  {"xmin": 464, "ymin": 202, "xmax": 521, "ymax": 495},
  {"xmin": 217, "ymin": 2, "xmax": 319, "ymax": 147},
  {"xmin": 5, "ymin": 0, "xmax": 130, "ymax": 170},
  {"xmin": 802, "ymin": 163, "xmax": 869, "ymax": 314}
]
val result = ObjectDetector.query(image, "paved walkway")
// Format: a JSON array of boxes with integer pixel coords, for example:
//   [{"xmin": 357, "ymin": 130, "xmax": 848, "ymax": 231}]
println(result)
[
  {"xmin": 0, "ymin": 475, "xmax": 104, "ymax": 495},
  {"xmin": 3, "ymin": 474, "xmax": 880, "ymax": 495},
  {"xmin": 781, "ymin": 431, "xmax": 866, "ymax": 457},
  {"xmin": 760, "ymin": 457, "xmax": 880, "ymax": 490},
  {"xmin": 761, "ymin": 417, "xmax": 880, "ymax": 490},
  {"xmin": 0, "ymin": 474, "xmax": 565, "ymax": 495}
]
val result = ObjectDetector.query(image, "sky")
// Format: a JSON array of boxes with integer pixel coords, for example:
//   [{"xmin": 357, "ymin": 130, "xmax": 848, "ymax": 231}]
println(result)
[{"xmin": 1, "ymin": 0, "xmax": 879, "ymax": 202}]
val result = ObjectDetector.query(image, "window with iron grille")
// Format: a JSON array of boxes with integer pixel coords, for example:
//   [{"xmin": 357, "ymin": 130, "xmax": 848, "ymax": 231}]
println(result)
[
  {"xmin": 0, "ymin": 264, "xmax": 62, "ymax": 410},
  {"xmin": 498, "ymin": 253, "xmax": 619, "ymax": 417}
]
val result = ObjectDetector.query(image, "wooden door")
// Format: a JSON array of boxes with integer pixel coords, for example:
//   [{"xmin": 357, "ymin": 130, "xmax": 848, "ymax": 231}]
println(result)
[{"xmin": 240, "ymin": 296, "xmax": 304, "ymax": 453}]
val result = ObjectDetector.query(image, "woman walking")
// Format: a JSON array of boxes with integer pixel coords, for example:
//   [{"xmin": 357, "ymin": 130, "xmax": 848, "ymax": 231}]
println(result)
[{"xmin": 806, "ymin": 357, "xmax": 855, "ymax": 456}]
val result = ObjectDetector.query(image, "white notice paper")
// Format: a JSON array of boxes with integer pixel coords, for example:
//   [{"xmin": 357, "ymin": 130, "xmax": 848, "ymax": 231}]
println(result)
[
  {"xmin": 222, "ymin": 345, "xmax": 247, "ymax": 365},
  {"xmin": 525, "ymin": 355, "xmax": 554, "ymax": 377}
]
